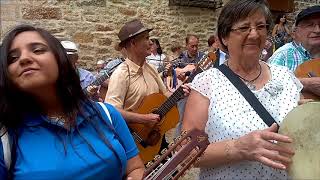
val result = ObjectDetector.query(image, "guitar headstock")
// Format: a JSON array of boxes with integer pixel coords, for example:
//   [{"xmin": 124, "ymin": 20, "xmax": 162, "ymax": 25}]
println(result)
[
  {"xmin": 183, "ymin": 52, "xmax": 217, "ymax": 84},
  {"xmin": 197, "ymin": 51, "xmax": 217, "ymax": 70},
  {"xmin": 144, "ymin": 129, "xmax": 209, "ymax": 180}
]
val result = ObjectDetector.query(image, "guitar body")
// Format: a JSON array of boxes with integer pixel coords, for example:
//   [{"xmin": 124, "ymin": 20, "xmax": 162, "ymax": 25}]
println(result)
[
  {"xmin": 130, "ymin": 53, "xmax": 216, "ymax": 163},
  {"xmin": 295, "ymin": 59, "xmax": 320, "ymax": 100},
  {"xmin": 131, "ymin": 93, "xmax": 179, "ymax": 163}
]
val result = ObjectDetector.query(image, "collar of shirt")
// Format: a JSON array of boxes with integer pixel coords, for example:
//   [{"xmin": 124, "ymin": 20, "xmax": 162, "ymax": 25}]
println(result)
[
  {"xmin": 125, "ymin": 58, "xmax": 147, "ymax": 75},
  {"xmin": 292, "ymin": 41, "xmax": 311, "ymax": 59},
  {"xmin": 22, "ymin": 101, "xmax": 96, "ymax": 131}
]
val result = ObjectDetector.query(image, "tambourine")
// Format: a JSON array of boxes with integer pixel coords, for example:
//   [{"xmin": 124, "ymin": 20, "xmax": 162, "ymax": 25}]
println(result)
[{"xmin": 278, "ymin": 102, "xmax": 320, "ymax": 179}]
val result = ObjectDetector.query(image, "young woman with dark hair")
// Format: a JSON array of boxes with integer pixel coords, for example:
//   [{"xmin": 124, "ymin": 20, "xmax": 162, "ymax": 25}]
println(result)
[
  {"xmin": 0, "ymin": 25, "xmax": 144, "ymax": 179},
  {"xmin": 272, "ymin": 14, "xmax": 290, "ymax": 49}
]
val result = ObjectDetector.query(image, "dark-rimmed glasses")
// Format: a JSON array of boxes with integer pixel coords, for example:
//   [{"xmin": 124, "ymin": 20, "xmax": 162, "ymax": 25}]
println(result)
[{"xmin": 231, "ymin": 24, "xmax": 269, "ymax": 34}]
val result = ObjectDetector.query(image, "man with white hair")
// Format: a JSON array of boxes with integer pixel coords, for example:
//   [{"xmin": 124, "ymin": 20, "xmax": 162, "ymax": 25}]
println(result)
[{"xmin": 268, "ymin": 5, "xmax": 320, "ymax": 97}]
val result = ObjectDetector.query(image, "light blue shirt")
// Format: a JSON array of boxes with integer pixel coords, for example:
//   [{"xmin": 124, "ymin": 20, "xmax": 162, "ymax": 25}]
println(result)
[
  {"xmin": 78, "ymin": 68, "xmax": 96, "ymax": 89},
  {"xmin": 0, "ymin": 102, "xmax": 138, "ymax": 180}
]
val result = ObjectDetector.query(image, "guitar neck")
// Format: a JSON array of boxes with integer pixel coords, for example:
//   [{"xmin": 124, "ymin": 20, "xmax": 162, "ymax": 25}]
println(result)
[
  {"xmin": 144, "ymin": 129, "xmax": 209, "ymax": 180},
  {"xmin": 91, "ymin": 73, "xmax": 110, "ymax": 87},
  {"xmin": 156, "ymin": 67, "xmax": 205, "ymax": 117}
]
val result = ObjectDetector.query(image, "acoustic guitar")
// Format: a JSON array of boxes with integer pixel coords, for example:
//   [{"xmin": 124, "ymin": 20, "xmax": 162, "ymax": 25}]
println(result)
[
  {"xmin": 144, "ymin": 129, "xmax": 209, "ymax": 180},
  {"xmin": 130, "ymin": 52, "xmax": 216, "ymax": 163},
  {"xmin": 294, "ymin": 58, "xmax": 320, "ymax": 100}
]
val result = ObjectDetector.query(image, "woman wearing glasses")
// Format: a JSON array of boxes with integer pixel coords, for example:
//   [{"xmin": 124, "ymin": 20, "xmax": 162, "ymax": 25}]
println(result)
[{"xmin": 182, "ymin": 0, "xmax": 302, "ymax": 179}]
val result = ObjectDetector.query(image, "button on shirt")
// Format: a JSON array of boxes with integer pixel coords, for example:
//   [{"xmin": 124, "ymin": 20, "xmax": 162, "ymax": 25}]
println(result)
[
  {"xmin": 105, "ymin": 58, "xmax": 168, "ymax": 111},
  {"xmin": 268, "ymin": 41, "xmax": 311, "ymax": 71},
  {"xmin": 0, "ymin": 102, "xmax": 138, "ymax": 180}
]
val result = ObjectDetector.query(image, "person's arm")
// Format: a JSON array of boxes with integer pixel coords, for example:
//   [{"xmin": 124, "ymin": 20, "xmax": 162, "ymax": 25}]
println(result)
[
  {"xmin": 104, "ymin": 66, "xmax": 128, "ymax": 108},
  {"xmin": 116, "ymin": 108, "xmax": 160, "ymax": 126},
  {"xmin": 126, "ymin": 155, "xmax": 144, "ymax": 180},
  {"xmin": 182, "ymin": 90, "xmax": 294, "ymax": 170},
  {"xmin": 299, "ymin": 77, "xmax": 320, "ymax": 97},
  {"xmin": 285, "ymin": 25, "xmax": 290, "ymax": 35},
  {"xmin": 272, "ymin": 24, "xmax": 278, "ymax": 37}
]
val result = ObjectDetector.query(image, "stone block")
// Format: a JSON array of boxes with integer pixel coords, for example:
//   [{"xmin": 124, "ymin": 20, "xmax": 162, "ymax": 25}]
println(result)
[
  {"xmin": 22, "ymin": 7, "xmax": 62, "ymax": 20},
  {"xmin": 1, "ymin": 4, "xmax": 19, "ymax": 21},
  {"xmin": 96, "ymin": 47, "xmax": 110, "ymax": 54},
  {"xmin": 118, "ymin": 7, "xmax": 137, "ymax": 16},
  {"xmin": 97, "ymin": 38, "xmax": 112, "ymax": 46},
  {"xmin": 73, "ymin": 32, "xmax": 94, "ymax": 43},
  {"xmin": 95, "ymin": 24, "xmax": 113, "ymax": 32},
  {"xmin": 76, "ymin": 0, "xmax": 106, "ymax": 7}
]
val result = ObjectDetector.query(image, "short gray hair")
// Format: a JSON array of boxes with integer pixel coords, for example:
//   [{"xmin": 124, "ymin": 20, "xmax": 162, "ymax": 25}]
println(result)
[{"xmin": 217, "ymin": 0, "xmax": 273, "ymax": 51}]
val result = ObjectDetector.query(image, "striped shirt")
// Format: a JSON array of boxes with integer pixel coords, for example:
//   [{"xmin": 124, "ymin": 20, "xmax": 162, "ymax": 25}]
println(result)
[{"xmin": 268, "ymin": 41, "xmax": 311, "ymax": 71}]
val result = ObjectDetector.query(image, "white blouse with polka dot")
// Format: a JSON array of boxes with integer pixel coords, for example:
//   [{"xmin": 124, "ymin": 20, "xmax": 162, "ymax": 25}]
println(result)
[{"xmin": 190, "ymin": 63, "xmax": 302, "ymax": 180}]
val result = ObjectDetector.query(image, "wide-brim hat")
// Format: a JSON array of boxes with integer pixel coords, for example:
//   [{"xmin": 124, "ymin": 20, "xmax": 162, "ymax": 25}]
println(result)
[
  {"xmin": 295, "ymin": 5, "xmax": 320, "ymax": 26},
  {"xmin": 117, "ymin": 19, "xmax": 153, "ymax": 49}
]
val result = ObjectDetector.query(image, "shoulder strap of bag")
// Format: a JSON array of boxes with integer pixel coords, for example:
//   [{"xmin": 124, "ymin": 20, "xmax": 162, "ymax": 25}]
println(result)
[
  {"xmin": 217, "ymin": 64, "xmax": 278, "ymax": 127},
  {"xmin": 1, "ymin": 126, "xmax": 11, "ymax": 171},
  {"xmin": 97, "ymin": 102, "xmax": 112, "ymax": 125}
]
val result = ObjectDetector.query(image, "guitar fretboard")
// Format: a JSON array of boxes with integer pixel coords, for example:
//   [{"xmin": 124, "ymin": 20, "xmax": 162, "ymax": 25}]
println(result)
[{"xmin": 155, "ymin": 67, "xmax": 204, "ymax": 118}]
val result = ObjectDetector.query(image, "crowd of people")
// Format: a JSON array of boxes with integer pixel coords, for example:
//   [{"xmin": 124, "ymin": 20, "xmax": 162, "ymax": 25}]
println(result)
[{"xmin": 0, "ymin": 0, "xmax": 319, "ymax": 179}]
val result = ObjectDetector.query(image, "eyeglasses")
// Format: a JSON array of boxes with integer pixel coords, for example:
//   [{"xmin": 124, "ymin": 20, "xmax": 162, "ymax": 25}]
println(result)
[
  {"xmin": 298, "ymin": 22, "xmax": 320, "ymax": 30},
  {"xmin": 231, "ymin": 24, "xmax": 269, "ymax": 34}
]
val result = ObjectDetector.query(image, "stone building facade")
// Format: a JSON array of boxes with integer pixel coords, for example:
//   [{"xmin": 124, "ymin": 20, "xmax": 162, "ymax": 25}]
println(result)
[{"xmin": 0, "ymin": 0, "xmax": 319, "ymax": 70}]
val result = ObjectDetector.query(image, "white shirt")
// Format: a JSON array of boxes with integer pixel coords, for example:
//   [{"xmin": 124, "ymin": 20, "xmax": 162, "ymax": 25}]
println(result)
[
  {"xmin": 191, "ymin": 63, "xmax": 302, "ymax": 180},
  {"xmin": 146, "ymin": 53, "xmax": 166, "ymax": 70}
]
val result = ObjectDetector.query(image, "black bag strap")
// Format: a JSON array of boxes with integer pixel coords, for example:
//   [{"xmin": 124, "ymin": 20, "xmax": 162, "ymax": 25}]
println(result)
[
  {"xmin": 217, "ymin": 64, "xmax": 278, "ymax": 127},
  {"xmin": 213, "ymin": 50, "xmax": 220, "ymax": 68}
]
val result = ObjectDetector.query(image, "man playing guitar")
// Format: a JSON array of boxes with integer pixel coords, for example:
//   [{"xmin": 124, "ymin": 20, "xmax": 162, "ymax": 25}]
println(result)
[
  {"xmin": 105, "ymin": 19, "xmax": 190, "ymax": 155},
  {"xmin": 268, "ymin": 6, "xmax": 320, "ymax": 98}
]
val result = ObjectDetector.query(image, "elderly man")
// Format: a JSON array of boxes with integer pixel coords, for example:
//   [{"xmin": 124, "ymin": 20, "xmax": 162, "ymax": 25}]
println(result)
[
  {"xmin": 61, "ymin": 40, "xmax": 96, "ymax": 89},
  {"xmin": 105, "ymin": 19, "xmax": 190, "ymax": 161},
  {"xmin": 268, "ymin": 5, "xmax": 320, "ymax": 97}
]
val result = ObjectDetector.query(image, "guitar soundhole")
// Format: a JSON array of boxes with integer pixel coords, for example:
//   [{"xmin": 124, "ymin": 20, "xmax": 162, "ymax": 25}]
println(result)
[{"xmin": 145, "ymin": 129, "xmax": 161, "ymax": 146}]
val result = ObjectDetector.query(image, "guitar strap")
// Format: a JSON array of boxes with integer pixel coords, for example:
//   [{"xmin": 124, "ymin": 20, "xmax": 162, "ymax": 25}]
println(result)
[
  {"xmin": 217, "ymin": 64, "xmax": 278, "ymax": 128},
  {"xmin": 124, "ymin": 62, "xmax": 130, "ymax": 110}
]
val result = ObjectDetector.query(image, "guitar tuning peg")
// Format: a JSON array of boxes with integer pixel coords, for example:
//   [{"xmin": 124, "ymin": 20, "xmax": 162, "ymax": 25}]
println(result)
[
  {"xmin": 187, "ymin": 136, "xmax": 192, "ymax": 142},
  {"xmin": 168, "ymin": 142, "xmax": 175, "ymax": 148},
  {"xmin": 154, "ymin": 155, "xmax": 161, "ymax": 161},
  {"xmin": 146, "ymin": 161, "xmax": 153, "ymax": 168},
  {"xmin": 181, "ymin": 131, "xmax": 187, "ymax": 136},
  {"xmin": 161, "ymin": 148, "xmax": 167, "ymax": 155},
  {"xmin": 175, "ymin": 135, "xmax": 181, "ymax": 142}
]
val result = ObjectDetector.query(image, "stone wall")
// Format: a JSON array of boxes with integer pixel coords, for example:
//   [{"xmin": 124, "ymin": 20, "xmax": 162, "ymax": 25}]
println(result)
[
  {"xmin": 0, "ymin": 0, "xmax": 221, "ymax": 70},
  {"xmin": 1, "ymin": 0, "xmax": 319, "ymax": 70}
]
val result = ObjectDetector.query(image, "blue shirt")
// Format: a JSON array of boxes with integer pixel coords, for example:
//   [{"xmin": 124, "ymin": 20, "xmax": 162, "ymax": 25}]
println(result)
[
  {"xmin": 78, "ymin": 68, "xmax": 96, "ymax": 89},
  {"xmin": 177, "ymin": 51, "xmax": 205, "ymax": 68},
  {"xmin": 0, "ymin": 102, "xmax": 139, "ymax": 180}
]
